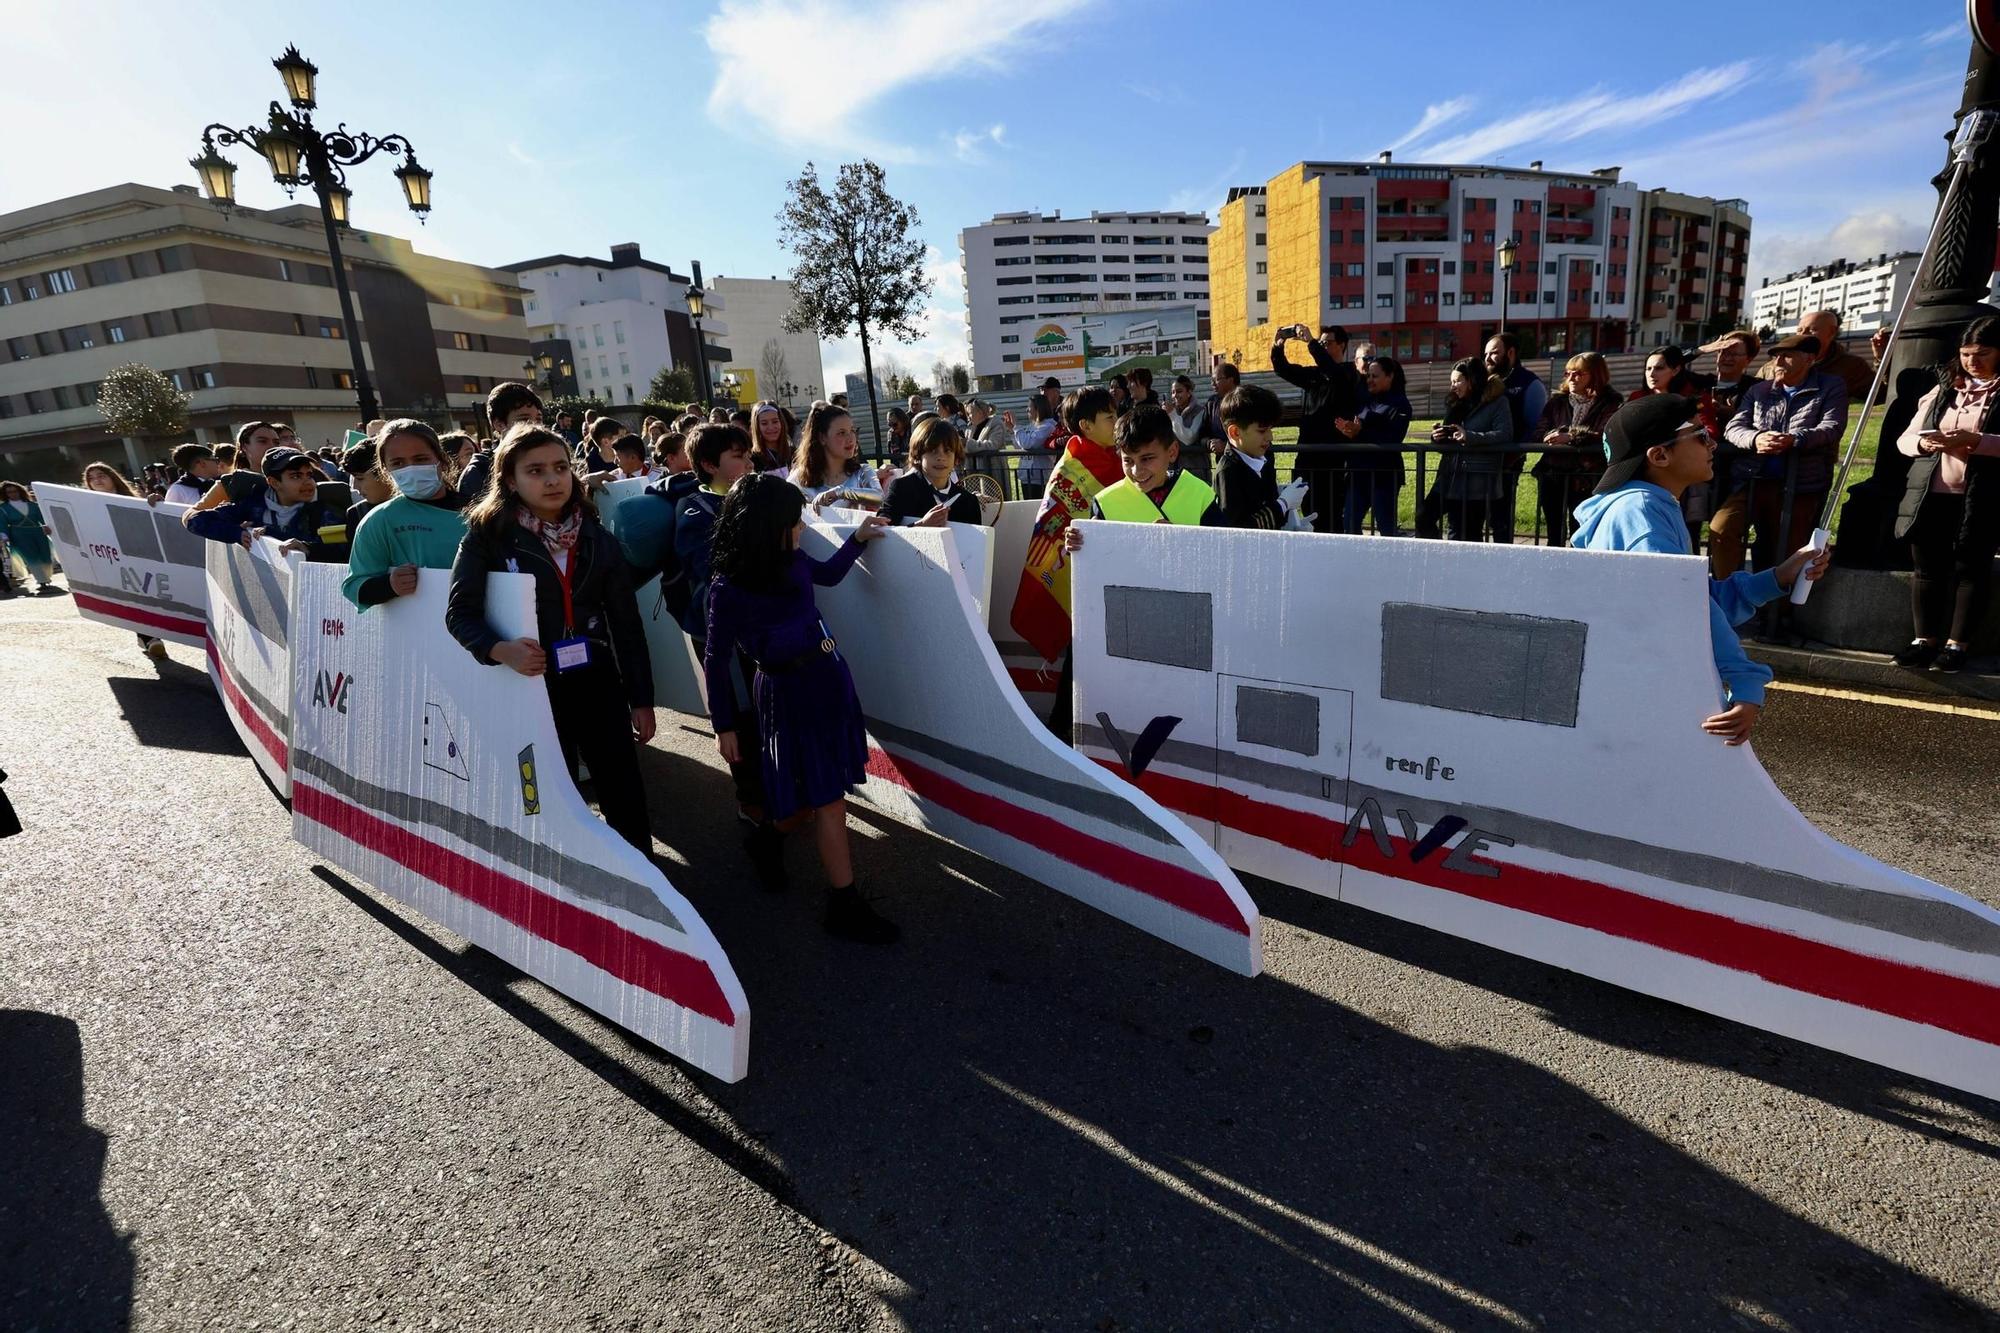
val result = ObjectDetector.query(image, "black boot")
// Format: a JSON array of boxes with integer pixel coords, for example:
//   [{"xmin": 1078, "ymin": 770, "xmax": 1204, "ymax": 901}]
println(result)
[
  {"xmin": 824, "ymin": 882, "xmax": 899, "ymax": 945},
  {"xmin": 743, "ymin": 822, "xmax": 788, "ymax": 893}
]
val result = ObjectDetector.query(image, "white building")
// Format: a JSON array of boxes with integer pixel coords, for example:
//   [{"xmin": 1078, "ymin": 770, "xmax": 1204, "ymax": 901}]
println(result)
[
  {"xmin": 959, "ymin": 209, "xmax": 1214, "ymax": 389},
  {"xmin": 1749, "ymin": 252, "xmax": 1943, "ymax": 335},
  {"xmin": 709, "ymin": 276, "xmax": 826, "ymax": 409},
  {"xmin": 501, "ymin": 243, "xmax": 728, "ymax": 405}
]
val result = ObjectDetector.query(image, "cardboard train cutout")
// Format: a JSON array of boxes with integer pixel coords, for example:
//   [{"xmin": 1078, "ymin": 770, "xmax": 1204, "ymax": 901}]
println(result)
[
  {"xmin": 38, "ymin": 480, "xmax": 2000, "ymax": 1098},
  {"xmin": 1066, "ymin": 524, "xmax": 2000, "ymax": 1101}
]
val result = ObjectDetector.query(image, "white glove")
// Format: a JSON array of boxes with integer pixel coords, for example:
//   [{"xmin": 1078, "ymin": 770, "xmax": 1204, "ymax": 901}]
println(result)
[
  {"xmin": 1283, "ymin": 507, "xmax": 1315, "ymax": 533},
  {"xmin": 1277, "ymin": 478, "xmax": 1309, "ymax": 516}
]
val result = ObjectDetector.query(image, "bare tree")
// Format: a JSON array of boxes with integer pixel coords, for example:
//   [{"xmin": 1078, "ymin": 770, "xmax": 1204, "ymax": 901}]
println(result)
[
  {"xmin": 778, "ymin": 160, "xmax": 932, "ymax": 445},
  {"xmin": 759, "ymin": 339, "xmax": 792, "ymax": 402},
  {"xmin": 930, "ymin": 358, "xmax": 952, "ymax": 393}
]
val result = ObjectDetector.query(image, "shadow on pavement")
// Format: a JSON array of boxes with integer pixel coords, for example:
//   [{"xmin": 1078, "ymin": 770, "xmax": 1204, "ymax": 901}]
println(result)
[
  {"xmin": 106, "ymin": 661, "xmax": 240, "ymax": 757},
  {"xmin": 0, "ymin": 1010, "xmax": 134, "ymax": 1332},
  {"xmin": 326, "ymin": 738, "xmax": 2000, "ymax": 1330},
  {"xmin": 1258, "ymin": 876, "xmax": 2000, "ymax": 1166}
]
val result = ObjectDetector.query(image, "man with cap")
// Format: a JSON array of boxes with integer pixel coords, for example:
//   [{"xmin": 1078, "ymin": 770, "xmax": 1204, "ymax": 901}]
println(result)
[
  {"xmin": 1571, "ymin": 395, "xmax": 1829, "ymax": 744},
  {"xmin": 1713, "ymin": 331, "xmax": 1848, "ymax": 578},
  {"xmin": 1763, "ymin": 309, "xmax": 1877, "ymax": 404},
  {"xmin": 183, "ymin": 446, "xmax": 350, "ymax": 562}
]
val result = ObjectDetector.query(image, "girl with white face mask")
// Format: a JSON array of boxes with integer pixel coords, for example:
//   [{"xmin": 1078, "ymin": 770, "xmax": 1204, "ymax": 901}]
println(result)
[{"xmin": 339, "ymin": 419, "xmax": 469, "ymax": 612}]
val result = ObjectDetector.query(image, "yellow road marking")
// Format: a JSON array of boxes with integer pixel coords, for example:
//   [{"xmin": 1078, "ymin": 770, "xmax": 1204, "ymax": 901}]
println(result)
[{"xmin": 1768, "ymin": 679, "xmax": 2000, "ymax": 720}]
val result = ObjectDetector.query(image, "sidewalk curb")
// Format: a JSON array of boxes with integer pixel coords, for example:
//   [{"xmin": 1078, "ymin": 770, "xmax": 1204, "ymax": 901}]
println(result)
[{"xmin": 1746, "ymin": 641, "xmax": 2000, "ymax": 704}]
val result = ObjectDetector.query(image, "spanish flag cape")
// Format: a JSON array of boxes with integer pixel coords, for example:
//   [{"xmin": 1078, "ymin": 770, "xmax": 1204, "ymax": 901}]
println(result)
[{"xmin": 1010, "ymin": 432, "xmax": 1124, "ymax": 663}]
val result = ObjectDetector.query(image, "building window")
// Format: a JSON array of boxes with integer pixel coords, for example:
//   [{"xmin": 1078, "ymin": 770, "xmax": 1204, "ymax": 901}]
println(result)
[
  {"xmin": 1255, "ymin": 261, "xmax": 1267, "ymax": 274},
  {"xmin": 198, "ymin": 369, "xmax": 217, "ymax": 388},
  {"xmin": 1346, "ymin": 296, "xmax": 1364, "ymax": 309},
  {"xmin": 1463, "ymin": 231, "xmax": 1475, "ymax": 244},
  {"xmin": 168, "ymin": 371, "xmax": 186, "ymax": 391},
  {"xmin": 593, "ymin": 325, "xmax": 604, "ymax": 346},
  {"xmin": 0, "ymin": 284, "xmax": 11, "ymax": 306},
  {"xmin": 1254, "ymin": 233, "xmax": 1265, "ymax": 245},
  {"xmin": 46, "ymin": 269, "xmax": 77, "ymax": 294},
  {"xmin": 1253, "ymin": 204, "xmax": 1265, "ymax": 217},
  {"xmin": 1000, "ymin": 335, "xmax": 1020, "ymax": 344},
  {"xmin": 1346, "ymin": 263, "xmax": 1364, "ymax": 277},
  {"xmin": 1443, "ymin": 261, "xmax": 1456, "ymax": 275},
  {"xmin": 22, "ymin": 281, "xmax": 40, "ymax": 300},
  {"xmin": 1543, "ymin": 290, "xmax": 1556, "ymax": 303},
  {"xmin": 107, "ymin": 324, "xmax": 126, "ymax": 344},
  {"xmin": 1002, "ymin": 353, "xmax": 1020, "ymax": 363},
  {"xmin": 334, "ymin": 370, "xmax": 354, "ymax": 389},
  {"xmin": 1377, "ymin": 261, "xmax": 1393, "ymax": 276},
  {"xmin": 1483, "ymin": 230, "xmax": 1495, "ymax": 243},
  {"xmin": 305, "ymin": 366, "xmax": 319, "ymax": 388},
  {"xmin": 613, "ymin": 320, "xmax": 625, "ymax": 344},
  {"xmin": 598, "ymin": 356, "xmax": 608, "ymax": 376},
  {"xmin": 321, "ymin": 321, "xmax": 343, "ymax": 339},
  {"xmin": 1377, "ymin": 294, "xmax": 1394, "ymax": 308},
  {"xmin": 1544, "ymin": 261, "xmax": 1557, "ymax": 275},
  {"xmin": 582, "ymin": 363, "xmax": 592, "ymax": 380},
  {"xmin": 1443, "ymin": 292, "xmax": 1456, "ymax": 305},
  {"xmin": 462, "ymin": 379, "xmax": 480, "ymax": 394},
  {"xmin": 619, "ymin": 356, "xmax": 629, "ymax": 375},
  {"xmin": 452, "ymin": 331, "xmax": 472, "ymax": 350},
  {"xmin": 1254, "ymin": 289, "xmax": 1267, "ymax": 303}
]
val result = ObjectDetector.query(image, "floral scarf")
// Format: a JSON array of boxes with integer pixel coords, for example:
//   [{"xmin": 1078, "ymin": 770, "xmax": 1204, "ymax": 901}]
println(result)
[{"xmin": 515, "ymin": 506, "xmax": 582, "ymax": 562}]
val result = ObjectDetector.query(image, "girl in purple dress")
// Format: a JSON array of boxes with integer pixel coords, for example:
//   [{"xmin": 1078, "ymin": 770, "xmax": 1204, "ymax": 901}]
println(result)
[{"xmin": 704, "ymin": 473, "xmax": 899, "ymax": 944}]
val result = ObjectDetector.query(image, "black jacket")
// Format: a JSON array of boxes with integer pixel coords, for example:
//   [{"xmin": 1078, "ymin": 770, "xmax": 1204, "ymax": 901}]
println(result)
[
  {"xmin": 884, "ymin": 471, "xmax": 981, "ymax": 525},
  {"xmin": 1269, "ymin": 335, "xmax": 1362, "ymax": 449},
  {"xmin": 446, "ymin": 510, "xmax": 654, "ymax": 708},
  {"xmin": 1897, "ymin": 367, "xmax": 2000, "ymax": 547},
  {"xmin": 1214, "ymin": 448, "xmax": 1286, "ymax": 529}
]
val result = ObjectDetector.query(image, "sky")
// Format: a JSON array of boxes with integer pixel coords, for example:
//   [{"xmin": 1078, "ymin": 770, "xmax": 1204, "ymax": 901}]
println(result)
[{"xmin": 2, "ymin": 0, "xmax": 1978, "ymax": 386}]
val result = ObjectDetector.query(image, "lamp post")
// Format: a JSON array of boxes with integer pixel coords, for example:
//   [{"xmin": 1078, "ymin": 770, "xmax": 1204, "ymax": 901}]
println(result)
[
  {"xmin": 685, "ymin": 285, "xmax": 713, "ymax": 405},
  {"xmin": 190, "ymin": 44, "xmax": 433, "ymax": 425},
  {"xmin": 1496, "ymin": 236, "xmax": 1519, "ymax": 341}
]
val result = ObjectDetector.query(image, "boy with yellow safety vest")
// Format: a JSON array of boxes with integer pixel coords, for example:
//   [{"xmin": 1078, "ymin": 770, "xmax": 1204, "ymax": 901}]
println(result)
[{"xmin": 1087, "ymin": 406, "xmax": 1222, "ymax": 525}]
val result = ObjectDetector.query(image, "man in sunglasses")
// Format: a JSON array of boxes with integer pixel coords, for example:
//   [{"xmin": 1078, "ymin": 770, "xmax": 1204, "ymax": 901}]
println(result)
[{"xmin": 1570, "ymin": 395, "xmax": 1829, "ymax": 745}]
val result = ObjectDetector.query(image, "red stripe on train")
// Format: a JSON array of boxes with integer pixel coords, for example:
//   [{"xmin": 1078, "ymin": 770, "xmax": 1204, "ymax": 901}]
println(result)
[
  {"xmin": 204, "ymin": 637, "xmax": 287, "ymax": 767},
  {"xmin": 294, "ymin": 781, "xmax": 737, "ymax": 1025},
  {"xmin": 73, "ymin": 591, "xmax": 205, "ymax": 640},
  {"xmin": 1101, "ymin": 758, "xmax": 2000, "ymax": 1048},
  {"xmin": 865, "ymin": 745, "xmax": 1249, "ymax": 935}
]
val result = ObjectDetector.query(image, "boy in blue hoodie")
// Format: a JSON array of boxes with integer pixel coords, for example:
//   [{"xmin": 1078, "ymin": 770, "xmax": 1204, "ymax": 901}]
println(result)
[{"xmin": 1570, "ymin": 394, "xmax": 1827, "ymax": 745}]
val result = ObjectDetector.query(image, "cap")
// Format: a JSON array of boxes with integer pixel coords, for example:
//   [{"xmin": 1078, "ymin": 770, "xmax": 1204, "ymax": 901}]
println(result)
[
  {"xmin": 1768, "ymin": 332, "xmax": 1822, "ymax": 356},
  {"xmin": 1595, "ymin": 394, "xmax": 1701, "ymax": 494},
  {"xmin": 260, "ymin": 446, "xmax": 311, "ymax": 477},
  {"xmin": 1698, "ymin": 329, "xmax": 1758, "ymax": 354}
]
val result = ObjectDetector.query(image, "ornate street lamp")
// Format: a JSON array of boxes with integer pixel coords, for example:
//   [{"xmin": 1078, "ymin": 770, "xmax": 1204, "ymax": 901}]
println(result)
[
  {"xmin": 685, "ymin": 285, "xmax": 713, "ymax": 403},
  {"xmin": 1496, "ymin": 235, "xmax": 1519, "ymax": 338},
  {"xmin": 192, "ymin": 45, "xmax": 436, "ymax": 422}
]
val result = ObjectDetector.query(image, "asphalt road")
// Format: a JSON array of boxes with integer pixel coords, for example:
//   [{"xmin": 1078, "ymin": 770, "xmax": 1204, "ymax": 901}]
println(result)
[{"xmin": 3, "ymin": 591, "xmax": 1998, "ymax": 1332}]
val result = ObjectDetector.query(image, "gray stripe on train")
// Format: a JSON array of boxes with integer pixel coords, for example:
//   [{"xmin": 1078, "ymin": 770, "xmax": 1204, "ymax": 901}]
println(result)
[
  {"xmin": 865, "ymin": 715, "xmax": 1178, "ymax": 845},
  {"xmin": 291, "ymin": 747, "xmax": 686, "ymax": 934},
  {"xmin": 1072, "ymin": 723, "xmax": 2000, "ymax": 959},
  {"xmin": 65, "ymin": 578, "xmax": 205, "ymax": 622}
]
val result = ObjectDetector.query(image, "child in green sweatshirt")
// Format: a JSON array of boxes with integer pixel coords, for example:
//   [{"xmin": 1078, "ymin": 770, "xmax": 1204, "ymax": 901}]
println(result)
[{"xmin": 342, "ymin": 420, "xmax": 470, "ymax": 611}]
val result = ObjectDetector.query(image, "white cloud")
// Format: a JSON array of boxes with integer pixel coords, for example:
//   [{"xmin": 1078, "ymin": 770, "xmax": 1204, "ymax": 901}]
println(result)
[
  {"xmin": 1921, "ymin": 22, "xmax": 1962, "ymax": 46},
  {"xmin": 1166, "ymin": 148, "xmax": 1247, "ymax": 217},
  {"xmin": 705, "ymin": 0, "xmax": 1088, "ymax": 156},
  {"xmin": 1747, "ymin": 211, "xmax": 1932, "ymax": 290},
  {"xmin": 1413, "ymin": 62, "xmax": 1756, "ymax": 162},
  {"xmin": 952, "ymin": 123, "xmax": 1008, "ymax": 163},
  {"xmin": 1387, "ymin": 97, "xmax": 1474, "ymax": 153}
]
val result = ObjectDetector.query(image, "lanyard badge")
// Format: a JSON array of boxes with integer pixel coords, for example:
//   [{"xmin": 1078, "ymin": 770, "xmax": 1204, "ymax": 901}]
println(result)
[{"xmin": 550, "ymin": 547, "xmax": 591, "ymax": 672}]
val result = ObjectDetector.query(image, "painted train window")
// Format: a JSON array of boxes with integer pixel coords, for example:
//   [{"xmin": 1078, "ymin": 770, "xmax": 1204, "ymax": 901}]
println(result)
[
  {"xmin": 1103, "ymin": 586, "xmax": 1213, "ymax": 672},
  {"xmin": 1236, "ymin": 685, "xmax": 1319, "ymax": 756},
  {"xmin": 1380, "ymin": 604, "xmax": 1586, "ymax": 728}
]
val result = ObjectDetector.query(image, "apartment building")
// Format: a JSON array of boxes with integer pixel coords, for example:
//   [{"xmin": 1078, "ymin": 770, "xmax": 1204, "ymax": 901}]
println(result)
[
  {"xmin": 1749, "ymin": 252, "xmax": 1940, "ymax": 334},
  {"xmin": 960, "ymin": 210, "xmax": 1214, "ymax": 388},
  {"xmin": 709, "ymin": 276, "xmax": 826, "ymax": 409},
  {"xmin": 0, "ymin": 183, "xmax": 531, "ymax": 479},
  {"xmin": 1208, "ymin": 157, "xmax": 1751, "ymax": 372},
  {"xmin": 502, "ymin": 244, "xmax": 727, "ymax": 407}
]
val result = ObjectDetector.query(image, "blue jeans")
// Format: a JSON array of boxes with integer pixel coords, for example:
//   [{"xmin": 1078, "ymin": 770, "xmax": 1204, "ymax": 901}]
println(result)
[{"xmin": 1343, "ymin": 465, "xmax": 1402, "ymax": 536}]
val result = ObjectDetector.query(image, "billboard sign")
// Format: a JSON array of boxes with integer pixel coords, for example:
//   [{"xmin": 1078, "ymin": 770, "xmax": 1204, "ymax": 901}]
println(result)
[{"xmin": 1020, "ymin": 320, "xmax": 1086, "ymax": 386}]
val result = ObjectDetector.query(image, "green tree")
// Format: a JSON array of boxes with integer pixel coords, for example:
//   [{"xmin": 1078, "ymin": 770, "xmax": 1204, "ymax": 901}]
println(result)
[
  {"xmin": 648, "ymin": 364, "xmax": 697, "ymax": 405},
  {"xmin": 96, "ymin": 363, "xmax": 190, "ymax": 439},
  {"xmin": 948, "ymin": 362, "xmax": 971, "ymax": 394},
  {"xmin": 777, "ymin": 159, "xmax": 933, "ymax": 447}
]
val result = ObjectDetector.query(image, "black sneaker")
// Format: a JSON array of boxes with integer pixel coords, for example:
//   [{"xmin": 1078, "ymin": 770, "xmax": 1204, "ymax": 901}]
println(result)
[
  {"xmin": 1893, "ymin": 641, "xmax": 1940, "ymax": 669},
  {"xmin": 1934, "ymin": 644, "xmax": 1967, "ymax": 674},
  {"xmin": 743, "ymin": 822, "xmax": 788, "ymax": 893},
  {"xmin": 824, "ymin": 883, "xmax": 900, "ymax": 945}
]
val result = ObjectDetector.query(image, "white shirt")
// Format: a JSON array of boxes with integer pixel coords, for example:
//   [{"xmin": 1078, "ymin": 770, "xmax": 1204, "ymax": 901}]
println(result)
[
  {"xmin": 165, "ymin": 480, "xmax": 206, "ymax": 505},
  {"xmin": 795, "ymin": 464, "xmax": 885, "ymax": 512}
]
